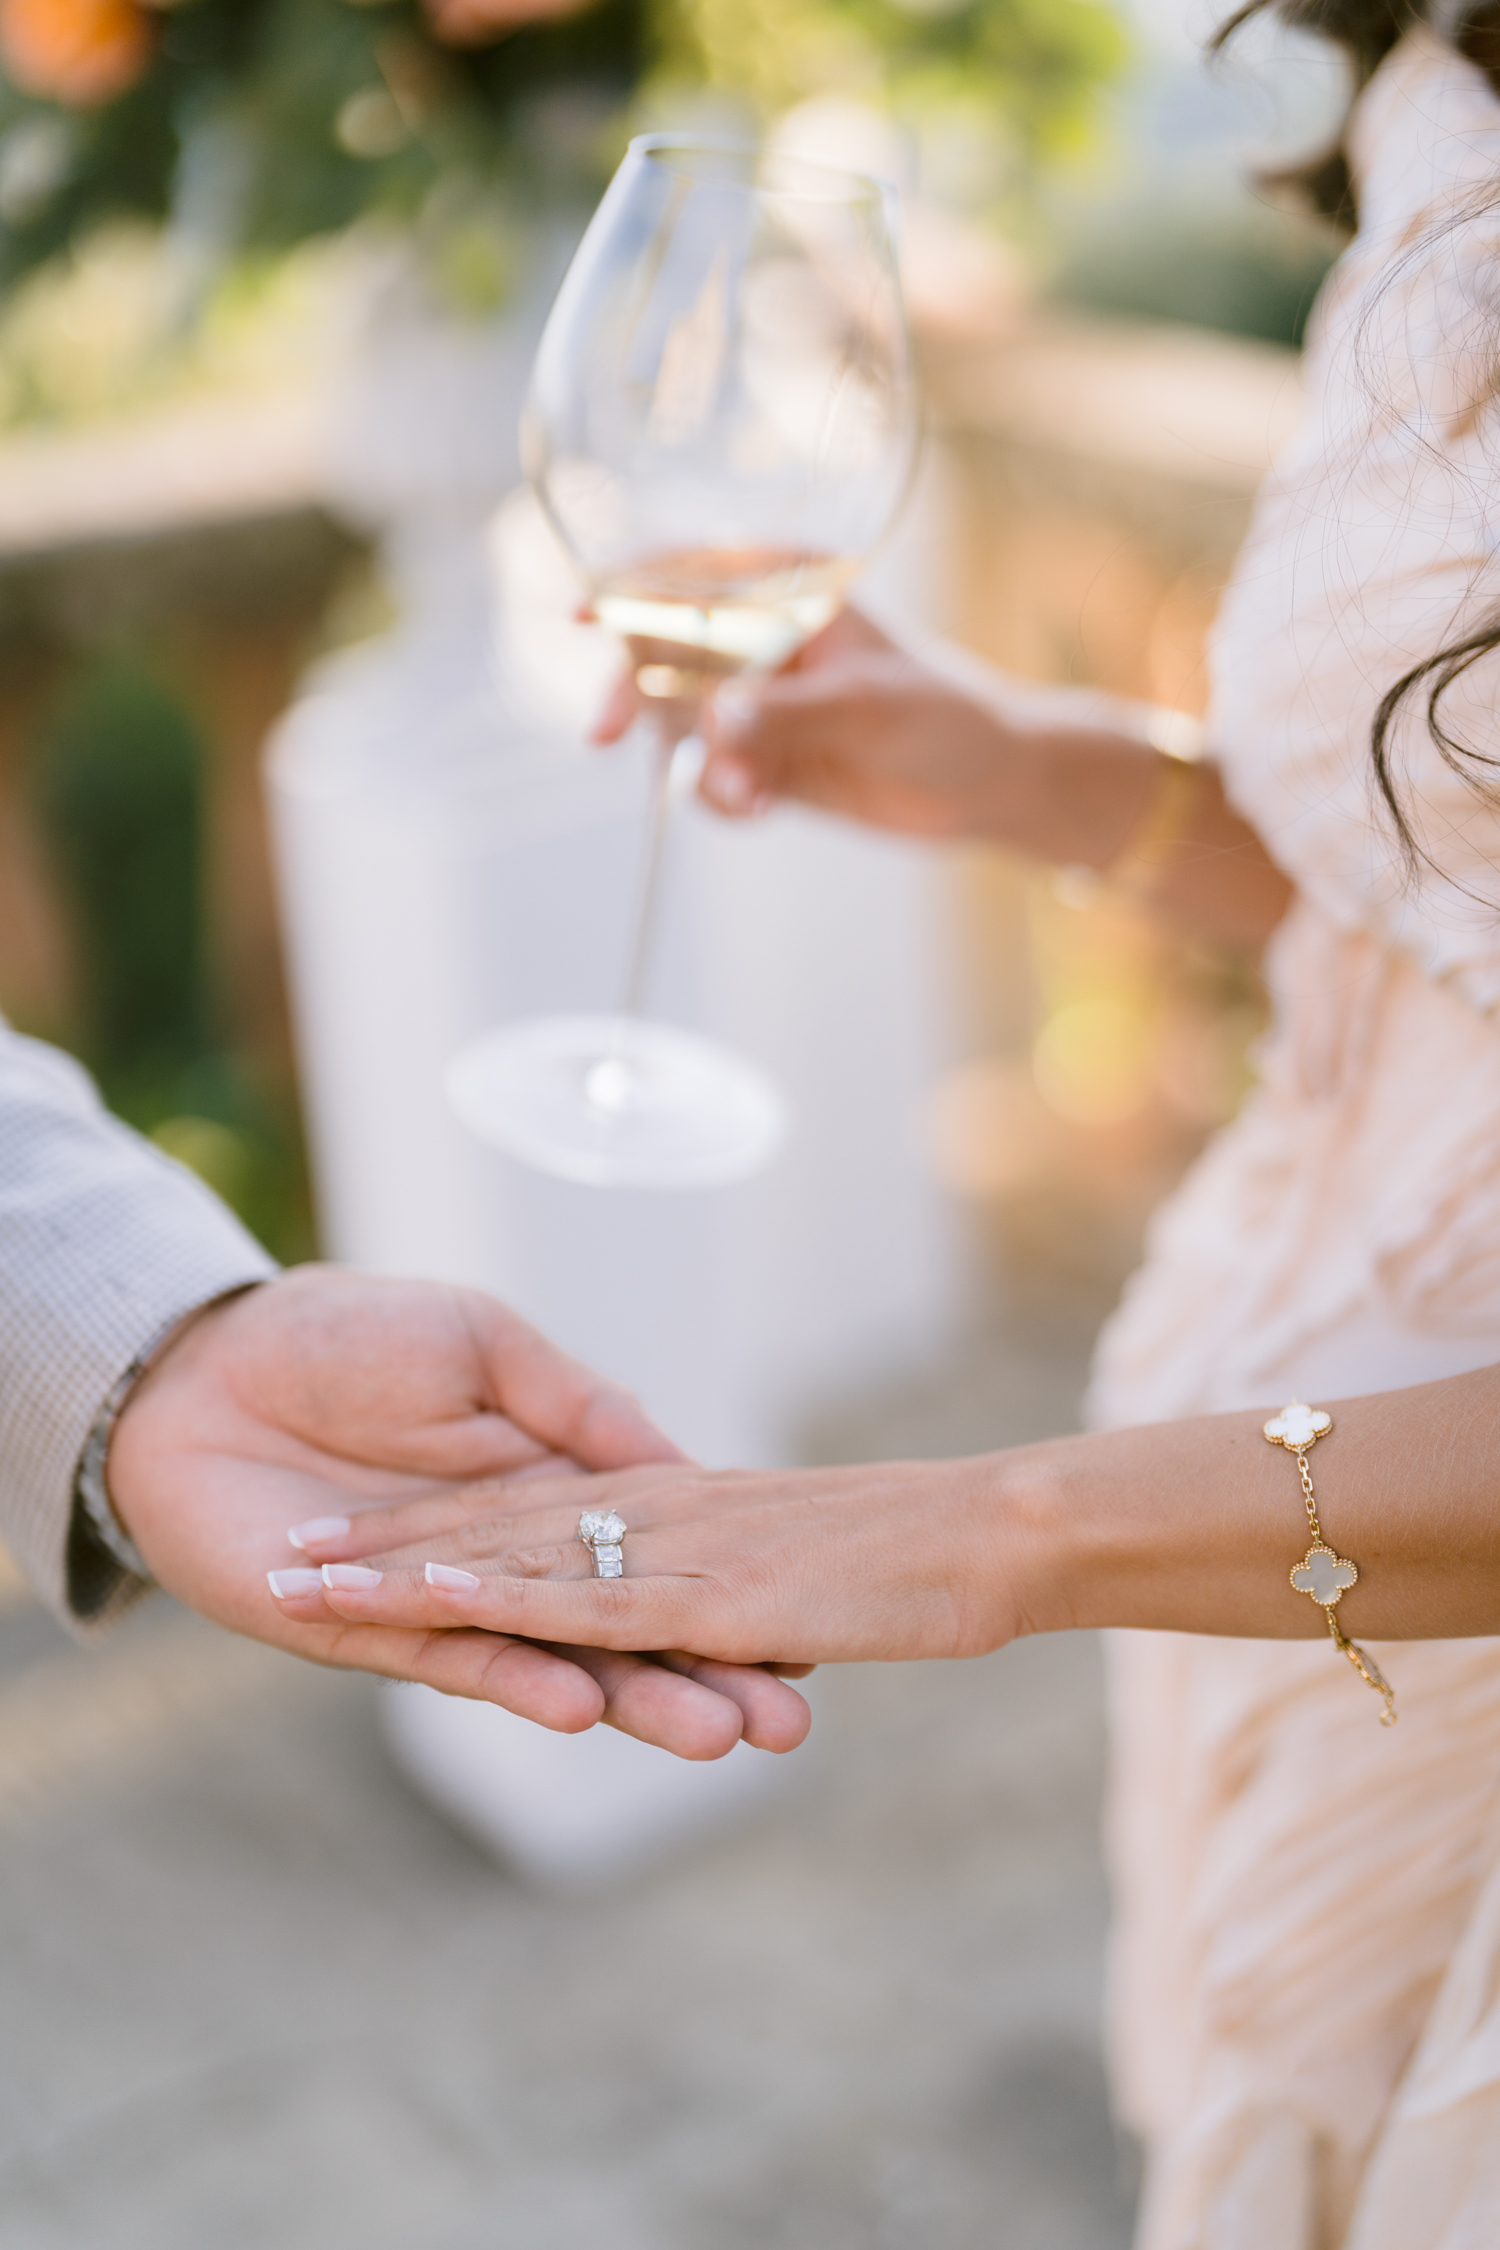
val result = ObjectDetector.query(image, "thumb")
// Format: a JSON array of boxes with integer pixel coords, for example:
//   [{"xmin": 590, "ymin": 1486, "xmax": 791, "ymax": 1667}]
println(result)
[
  {"xmin": 700, "ymin": 674, "xmax": 830, "ymax": 816},
  {"xmin": 573, "ymin": 1379, "xmax": 692, "ymax": 1472},
  {"xmin": 468, "ymin": 1293, "xmax": 690, "ymax": 1470},
  {"xmin": 700, "ymin": 680, "xmax": 773, "ymax": 816},
  {"xmin": 589, "ymin": 666, "xmax": 640, "ymax": 747}
]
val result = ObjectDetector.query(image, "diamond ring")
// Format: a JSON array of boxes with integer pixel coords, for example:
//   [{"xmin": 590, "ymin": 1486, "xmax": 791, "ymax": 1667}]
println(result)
[{"xmin": 577, "ymin": 1509, "xmax": 627, "ymax": 1578}]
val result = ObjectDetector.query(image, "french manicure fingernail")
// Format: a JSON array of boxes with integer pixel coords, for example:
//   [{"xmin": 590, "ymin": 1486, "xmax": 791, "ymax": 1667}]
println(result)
[
  {"xmin": 287, "ymin": 1515, "xmax": 350, "ymax": 1551},
  {"xmin": 267, "ymin": 1568, "xmax": 323, "ymax": 1599},
  {"xmin": 426, "ymin": 1563, "xmax": 481, "ymax": 1592},
  {"xmin": 321, "ymin": 1564, "xmax": 383, "ymax": 1591},
  {"xmin": 713, "ymin": 679, "xmax": 757, "ymax": 735},
  {"xmin": 703, "ymin": 755, "xmax": 756, "ymax": 812}
]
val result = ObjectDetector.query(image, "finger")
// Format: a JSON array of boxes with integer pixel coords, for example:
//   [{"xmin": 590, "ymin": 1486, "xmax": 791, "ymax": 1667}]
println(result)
[
  {"xmin": 589, "ymin": 667, "xmax": 641, "ymax": 746},
  {"xmin": 466, "ymin": 1301, "xmax": 689, "ymax": 1473},
  {"xmin": 400, "ymin": 1629, "xmax": 606, "ymax": 1730},
  {"xmin": 276, "ymin": 1571, "xmax": 765, "ymax": 1758},
  {"xmin": 285, "ymin": 1467, "xmax": 580, "ymax": 1564},
  {"xmin": 265, "ymin": 1566, "xmax": 339, "ymax": 1617},
  {"xmin": 310, "ymin": 1566, "xmax": 728, "ymax": 1656},
  {"xmin": 657, "ymin": 1651, "xmax": 811, "ymax": 1752},
  {"xmin": 314, "ymin": 1555, "xmax": 585, "ymax": 1630},
  {"xmin": 700, "ymin": 672, "xmax": 857, "ymax": 812},
  {"xmin": 266, "ymin": 1604, "xmax": 608, "ymax": 1733},
  {"xmin": 700, "ymin": 606, "xmax": 892, "ymax": 799},
  {"xmin": 549, "ymin": 1645, "xmax": 744, "ymax": 1760},
  {"xmin": 697, "ymin": 751, "xmax": 775, "ymax": 822},
  {"xmin": 419, "ymin": 1561, "xmax": 732, "ymax": 1659},
  {"xmin": 784, "ymin": 605, "xmax": 895, "ymax": 668}
]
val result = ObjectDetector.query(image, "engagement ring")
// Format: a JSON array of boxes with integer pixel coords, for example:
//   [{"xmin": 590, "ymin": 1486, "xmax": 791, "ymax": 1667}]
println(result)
[{"xmin": 578, "ymin": 1509, "xmax": 627, "ymax": 1578}]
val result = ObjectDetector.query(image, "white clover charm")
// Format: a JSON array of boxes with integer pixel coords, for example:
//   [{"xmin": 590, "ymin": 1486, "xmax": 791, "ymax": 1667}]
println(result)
[
  {"xmin": 1264, "ymin": 1401, "xmax": 1333, "ymax": 1449},
  {"xmin": 1262, "ymin": 1397, "xmax": 1394, "ymax": 1720},
  {"xmin": 1291, "ymin": 1542, "xmax": 1358, "ymax": 1606}
]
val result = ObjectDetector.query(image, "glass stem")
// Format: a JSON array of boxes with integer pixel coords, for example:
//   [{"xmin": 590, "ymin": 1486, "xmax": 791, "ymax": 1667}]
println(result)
[
  {"xmin": 616, "ymin": 727, "xmax": 697, "ymax": 1023},
  {"xmin": 584, "ymin": 724, "xmax": 700, "ymax": 1119}
]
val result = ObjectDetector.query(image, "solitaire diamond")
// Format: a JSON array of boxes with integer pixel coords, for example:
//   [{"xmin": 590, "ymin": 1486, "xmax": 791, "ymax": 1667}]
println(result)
[{"xmin": 579, "ymin": 1510, "xmax": 627, "ymax": 1548}]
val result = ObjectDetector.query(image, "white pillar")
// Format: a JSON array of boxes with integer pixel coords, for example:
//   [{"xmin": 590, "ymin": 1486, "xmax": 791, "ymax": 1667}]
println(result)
[{"xmin": 265, "ymin": 276, "xmax": 971, "ymax": 1876}]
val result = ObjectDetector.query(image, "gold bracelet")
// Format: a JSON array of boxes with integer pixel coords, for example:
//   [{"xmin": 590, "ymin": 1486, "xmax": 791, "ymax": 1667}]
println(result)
[
  {"xmin": 1108, "ymin": 717, "xmax": 1208, "ymax": 902},
  {"xmin": 1263, "ymin": 1402, "xmax": 1397, "ymax": 1726},
  {"xmin": 1054, "ymin": 710, "xmax": 1209, "ymax": 910}
]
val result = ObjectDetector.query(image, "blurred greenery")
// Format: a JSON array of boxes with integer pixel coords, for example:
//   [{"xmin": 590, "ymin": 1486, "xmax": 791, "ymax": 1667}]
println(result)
[
  {"xmin": 30, "ymin": 657, "xmax": 315, "ymax": 1262},
  {"xmin": 0, "ymin": 0, "xmax": 642, "ymax": 289},
  {"xmin": 0, "ymin": 0, "xmax": 1127, "ymax": 299},
  {"xmin": 660, "ymin": 0, "xmax": 1126, "ymax": 161},
  {"xmin": 0, "ymin": 224, "xmax": 350, "ymax": 428}
]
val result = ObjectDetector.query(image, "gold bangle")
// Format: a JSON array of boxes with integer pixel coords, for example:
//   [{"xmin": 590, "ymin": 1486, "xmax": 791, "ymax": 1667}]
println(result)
[
  {"xmin": 1108, "ymin": 714, "xmax": 1208, "ymax": 900},
  {"xmin": 1263, "ymin": 1402, "xmax": 1398, "ymax": 1726},
  {"xmin": 1052, "ymin": 709, "xmax": 1208, "ymax": 910}
]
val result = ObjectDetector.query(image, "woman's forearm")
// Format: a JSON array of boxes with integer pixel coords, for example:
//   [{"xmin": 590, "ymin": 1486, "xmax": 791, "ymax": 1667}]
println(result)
[
  {"xmin": 992, "ymin": 720, "xmax": 1292, "ymax": 949},
  {"xmin": 700, "ymin": 615, "xmax": 1291, "ymax": 947},
  {"xmin": 303, "ymin": 1361, "xmax": 1500, "ymax": 1673},
  {"xmin": 1001, "ymin": 1364, "xmax": 1500, "ymax": 1646}
]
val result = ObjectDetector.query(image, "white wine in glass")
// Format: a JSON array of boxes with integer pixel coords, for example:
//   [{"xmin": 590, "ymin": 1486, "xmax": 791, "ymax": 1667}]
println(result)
[{"xmin": 446, "ymin": 135, "xmax": 916, "ymax": 1188}]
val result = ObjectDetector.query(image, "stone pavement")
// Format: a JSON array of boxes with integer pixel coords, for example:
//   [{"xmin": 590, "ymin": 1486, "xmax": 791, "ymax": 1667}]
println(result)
[{"xmin": 0, "ymin": 1303, "xmax": 1135, "ymax": 2250}]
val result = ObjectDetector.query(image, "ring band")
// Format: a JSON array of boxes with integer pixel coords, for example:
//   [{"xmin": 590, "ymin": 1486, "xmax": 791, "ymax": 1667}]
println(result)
[{"xmin": 578, "ymin": 1509, "xmax": 627, "ymax": 1578}]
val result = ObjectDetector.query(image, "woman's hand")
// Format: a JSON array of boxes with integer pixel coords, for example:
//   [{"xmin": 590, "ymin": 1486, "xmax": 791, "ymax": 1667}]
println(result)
[
  {"xmin": 259, "ymin": 1357, "xmax": 1500, "ymax": 1669},
  {"xmin": 601, "ymin": 604, "xmax": 1289, "ymax": 942},
  {"xmin": 301, "ymin": 1453, "xmax": 1038, "ymax": 1670},
  {"xmin": 592, "ymin": 605, "xmax": 1175, "ymax": 869},
  {"xmin": 700, "ymin": 611, "xmax": 1027, "ymax": 838},
  {"xmin": 593, "ymin": 608, "xmax": 1029, "ymax": 840},
  {"xmin": 112, "ymin": 1268, "xmax": 811, "ymax": 1758}
]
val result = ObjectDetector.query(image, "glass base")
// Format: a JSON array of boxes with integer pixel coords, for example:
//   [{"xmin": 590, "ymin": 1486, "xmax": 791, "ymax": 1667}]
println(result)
[{"xmin": 445, "ymin": 1014, "xmax": 788, "ymax": 1189}]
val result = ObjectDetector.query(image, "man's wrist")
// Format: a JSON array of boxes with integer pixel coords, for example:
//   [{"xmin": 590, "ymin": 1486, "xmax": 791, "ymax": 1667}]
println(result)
[
  {"xmin": 75, "ymin": 1353, "xmax": 161, "ymax": 1581},
  {"xmin": 76, "ymin": 1284, "xmax": 268, "ymax": 1572}
]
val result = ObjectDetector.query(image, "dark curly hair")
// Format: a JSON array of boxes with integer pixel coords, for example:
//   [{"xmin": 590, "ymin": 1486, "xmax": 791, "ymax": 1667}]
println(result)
[
  {"xmin": 1213, "ymin": 3, "xmax": 1429, "ymax": 226},
  {"xmin": 1215, "ymin": 3, "xmax": 1500, "ymax": 869}
]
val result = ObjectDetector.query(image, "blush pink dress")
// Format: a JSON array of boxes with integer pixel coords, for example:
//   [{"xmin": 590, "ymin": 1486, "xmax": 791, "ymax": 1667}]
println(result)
[{"xmin": 1087, "ymin": 28, "xmax": 1500, "ymax": 2250}]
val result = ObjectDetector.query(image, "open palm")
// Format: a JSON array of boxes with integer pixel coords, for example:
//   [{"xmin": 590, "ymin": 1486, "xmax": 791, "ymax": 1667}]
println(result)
[{"xmin": 107, "ymin": 1267, "xmax": 809, "ymax": 1758}]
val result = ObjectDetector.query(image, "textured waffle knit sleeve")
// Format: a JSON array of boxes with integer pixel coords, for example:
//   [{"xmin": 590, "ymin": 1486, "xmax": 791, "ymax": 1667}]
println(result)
[{"xmin": 0, "ymin": 1021, "xmax": 277, "ymax": 1633}]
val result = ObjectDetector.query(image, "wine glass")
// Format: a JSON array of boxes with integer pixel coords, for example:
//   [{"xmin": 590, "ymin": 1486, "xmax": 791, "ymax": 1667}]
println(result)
[{"xmin": 446, "ymin": 134, "xmax": 916, "ymax": 1188}]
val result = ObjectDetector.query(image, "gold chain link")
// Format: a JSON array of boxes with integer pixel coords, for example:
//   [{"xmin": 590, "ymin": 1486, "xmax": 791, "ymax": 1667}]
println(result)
[
  {"xmin": 1296, "ymin": 1447, "xmax": 1321, "ymax": 1544},
  {"xmin": 1272, "ymin": 1409, "xmax": 1397, "ymax": 1729}
]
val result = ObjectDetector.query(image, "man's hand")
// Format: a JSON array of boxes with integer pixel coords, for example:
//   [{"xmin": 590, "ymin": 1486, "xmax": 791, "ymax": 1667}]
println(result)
[{"xmin": 107, "ymin": 1268, "xmax": 810, "ymax": 1758}]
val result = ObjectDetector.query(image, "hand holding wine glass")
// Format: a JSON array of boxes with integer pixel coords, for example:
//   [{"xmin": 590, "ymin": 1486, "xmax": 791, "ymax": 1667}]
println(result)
[
  {"xmin": 594, "ymin": 604, "xmax": 1034, "ymax": 837},
  {"xmin": 447, "ymin": 134, "xmax": 916, "ymax": 1189}
]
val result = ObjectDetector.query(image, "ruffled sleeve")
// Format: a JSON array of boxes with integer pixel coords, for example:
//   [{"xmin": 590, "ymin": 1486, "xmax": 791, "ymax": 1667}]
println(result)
[{"xmin": 1210, "ymin": 24, "xmax": 1500, "ymax": 1020}]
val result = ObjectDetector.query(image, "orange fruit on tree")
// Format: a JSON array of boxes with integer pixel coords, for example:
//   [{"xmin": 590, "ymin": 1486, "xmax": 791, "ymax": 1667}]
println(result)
[
  {"xmin": 424, "ymin": 0, "xmax": 595, "ymax": 44},
  {"xmin": 0, "ymin": 0, "xmax": 155, "ymax": 108}
]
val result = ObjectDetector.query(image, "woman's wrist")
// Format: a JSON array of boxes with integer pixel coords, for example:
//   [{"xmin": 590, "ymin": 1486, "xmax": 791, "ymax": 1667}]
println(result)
[
  {"xmin": 935, "ymin": 673, "xmax": 1163, "ymax": 864},
  {"xmin": 1007, "ymin": 727, "xmax": 1166, "ymax": 867},
  {"xmin": 905, "ymin": 1442, "xmax": 1091, "ymax": 1652},
  {"xmin": 980, "ymin": 1411, "xmax": 1392, "ymax": 1647},
  {"xmin": 961, "ymin": 1438, "xmax": 1105, "ymax": 1643}
]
